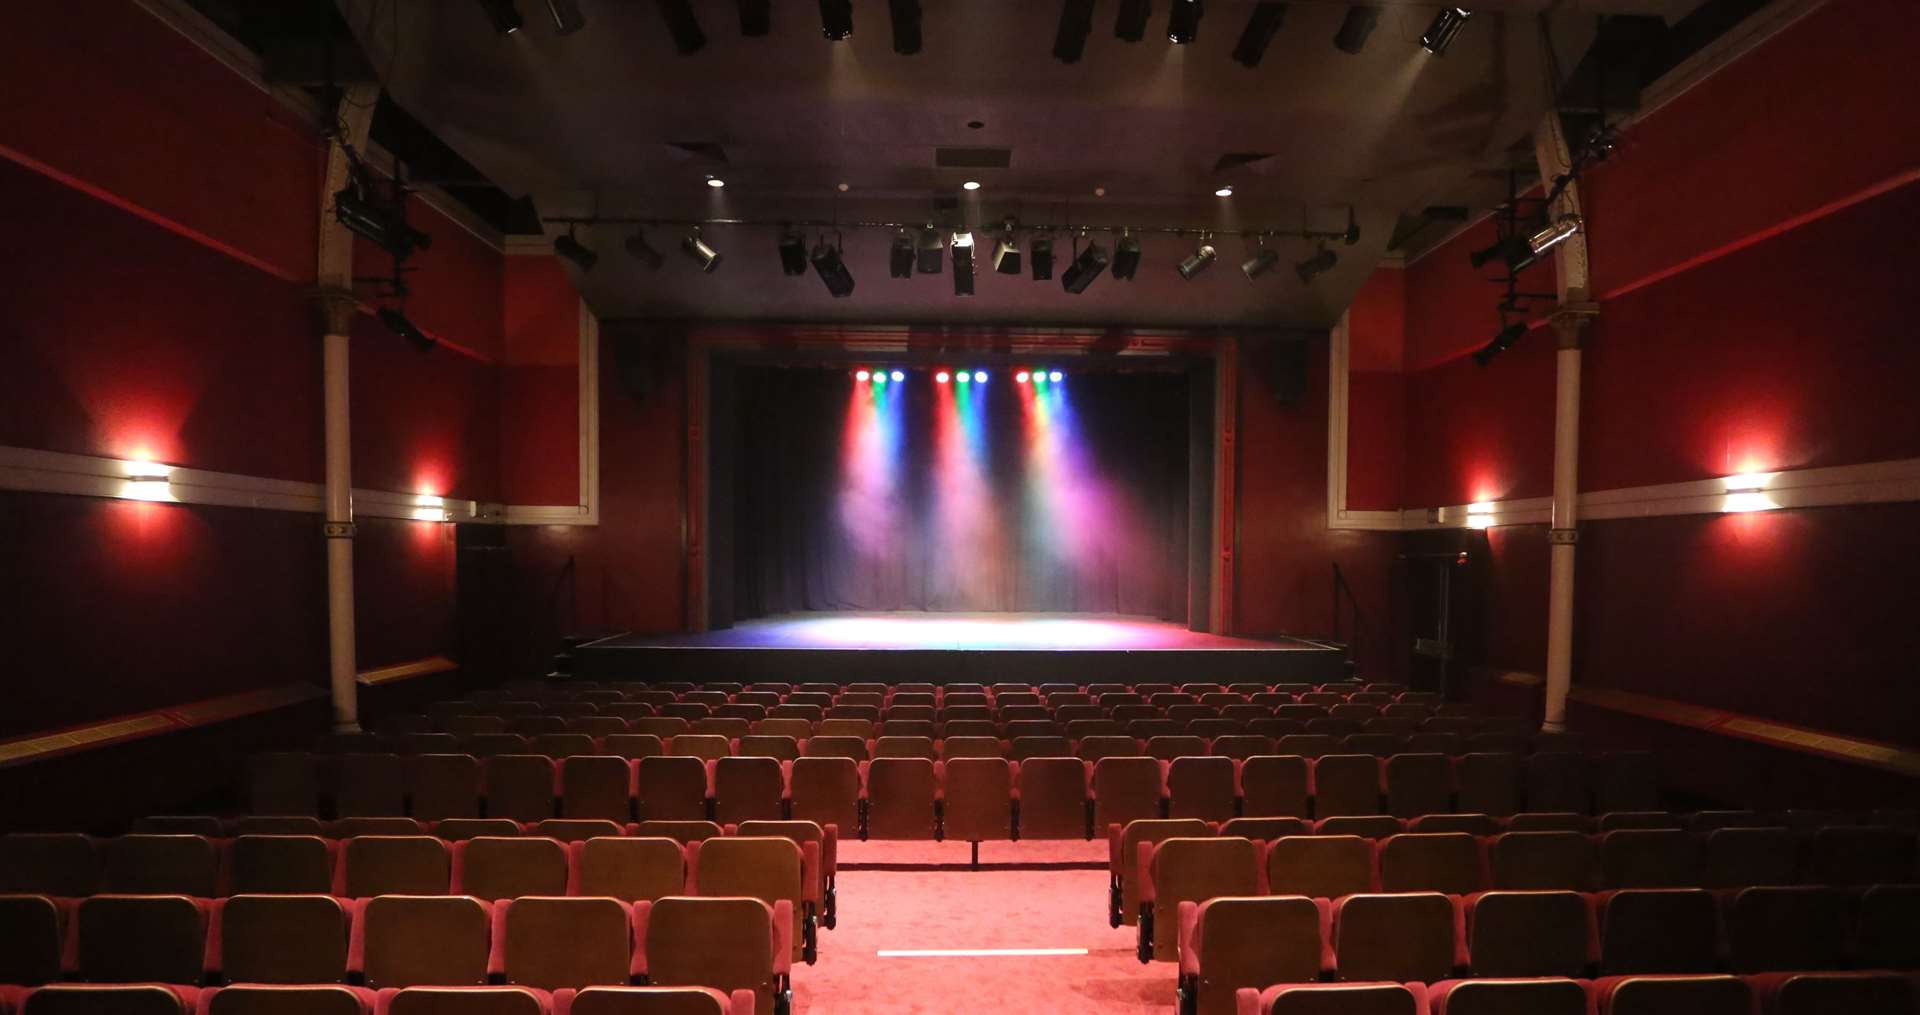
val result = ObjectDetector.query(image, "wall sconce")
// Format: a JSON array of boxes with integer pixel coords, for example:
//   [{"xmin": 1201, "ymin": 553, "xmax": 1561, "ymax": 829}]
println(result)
[
  {"xmin": 412, "ymin": 494, "xmax": 450, "ymax": 522},
  {"xmin": 1465, "ymin": 501, "xmax": 1495, "ymax": 529},
  {"xmin": 124, "ymin": 460, "xmax": 176, "ymax": 502},
  {"xmin": 1722, "ymin": 473, "xmax": 1779, "ymax": 513}
]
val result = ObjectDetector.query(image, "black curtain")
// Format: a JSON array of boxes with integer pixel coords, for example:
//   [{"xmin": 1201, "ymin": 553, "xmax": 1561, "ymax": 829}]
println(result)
[{"xmin": 731, "ymin": 365, "xmax": 1189, "ymax": 619}]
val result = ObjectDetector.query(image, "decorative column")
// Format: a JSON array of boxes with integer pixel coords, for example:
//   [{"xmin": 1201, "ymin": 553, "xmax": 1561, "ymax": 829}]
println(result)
[{"xmin": 1541, "ymin": 303, "xmax": 1596, "ymax": 732}]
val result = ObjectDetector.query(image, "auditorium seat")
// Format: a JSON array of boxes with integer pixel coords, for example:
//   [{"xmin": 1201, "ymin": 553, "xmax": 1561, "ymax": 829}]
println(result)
[
  {"xmin": 636, "ymin": 896, "xmax": 789, "ymax": 1015},
  {"xmin": 734, "ymin": 821, "xmax": 835, "ymax": 929},
  {"xmin": 1275, "ymin": 735, "xmax": 1344, "ymax": 760},
  {"xmin": 635, "ymin": 757, "xmax": 708, "ymax": 823},
  {"xmin": 562, "ymin": 757, "xmax": 636, "ymax": 822},
  {"xmin": 1266, "ymin": 835, "xmax": 1375, "ymax": 899},
  {"xmin": 1189, "ymin": 719, "xmax": 1243, "ymax": 741},
  {"xmin": 752, "ymin": 720, "xmax": 812, "ymax": 741},
  {"xmin": 435, "ymin": 820, "xmax": 523, "ymax": 842},
  {"xmin": 878, "ymin": 721, "xmax": 936, "ymax": 742},
  {"xmin": 1077, "ymin": 735, "xmax": 1144, "ymax": 761},
  {"xmin": 201, "ymin": 984, "xmax": 373, "ymax": 1015},
  {"xmin": 248, "ymin": 754, "xmax": 321, "ymax": 816},
  {"xmin": 1596, "ymin": 888, "xmax": 1718, "ymax": 974},
  {"xmin": 0, "ymin": 894, "xmax": 63, "ymax": 987},
  {"xmin": 415, "ymin": 734, "xmax": 469, "ymax": 757},
  {"xmin": 1316, "ymin": 816, "xmax": 1405, "ymax": 840},
  {"xmin": 1093, "ymin": 756, "xmax": 1167, "ymax": 832},
  {"xmin": 1009, "ymin": 735, "xmax": 1073, "ymax": 761},
  {"xmin": 1211, "ymin": 735, "xmax": 1275, "ymax": 761},
  {"xmin": 12, "ymin": 985, "xmax": 202, "ymax": 1015},
  {"xmin": 1601, "ymin": 829, "xmax": 1700, "ymax": 889},
  {"xmin": 1805, "ymin": 825, "xmax": 1917, "ymax": 885},
  {"xmin": 134, "ymin": 816, "xmax": 224, "ymax": 837},
  {"xmin": 355, "ymin": 895, "xmax": 491, "ymax": 989},
  {"xmin": 1403, "ymin": 733, "xmax": 1463, "ymax": 756},
  {"xmin": 1593, "ymin": 752, "xmax": 1662, "ymax": 813},
  {"xmin": 1406, "ymin": 814, "xmax": 1499, "ymax": 837},
  {"xmin": 863, "ymin": 757, "xmax": 937, "ymax": 840},
  {"xmin": 570, "ymin": 837, "xmax": 686, "ymax": 902},
  {"xmin": 1341, "ymin": 734, "xmax": 1405, "ymax": 758},
  {"xmin": 338, "ymin": 836, "xmax": 450, "ymax": 897},
  {"xmin": 629, "ymin": 719, "xmax": 692, "ymax": 740},
  {"xmin": 1728, "ymin": 885, "xmax": 1855, "ymax": 973},
  {"xmin": 485, "ymin": 756, "xmax": 559, "ymax": 823},
  {"xmin": 1236, "ymin": 982, "xmax": 1426, "ymax": 1015},
  {"xmin": 554, "ymin": 985, "xmax": 756, "ymax": 1015},
  {"xmin": 667, "ymin": 736, "xmax": 732, "ymax": 763},
  {"xmin": 1454, "ymin": 755, "xmax": 1520, "ymax": 818},
  {"xmin": 1220, "ymin": 816, "xmax": 1311, "ymax": 841},
  {"xmin": 1148, "ymin": 736, "xmax": 1209, "ymax": 762},
  {"xmin": 1852, "ymin": 883, "xmax": 1920, "ymax": 969},
  {"xmin": 799, "ymin": 736, "xmax": 868, "ymax": 762},
  {"xmin": 224, "ymin": 834, "xmax": 334, "ymax": 894},
  {"xmin": 1242, "ymin": 756, "xmax": 1312, "ymax": 818},
  {"xmin": 1463, "ymin": 890, "xmax": 1594, "ymax": 977},
  {"xmin": 1138, "ymin": 836, "xmax": 1261, "ymax": 961},
  {"xmin": 712, "ymin": 757, "xmax": 786, "ymax": 825},
  {"xmin": 943, "ymin": 757, "xmax": 1014, "ymax": 845},
  {"xmin": 1487, "ymin": 831, "xmax": 1599, "ymax": 891},
  {"xmin": 1590, "ymin": 975, "xmax": 1753, "ymax": 1015},
  {"xmin": 512, "ymin": 717, "xmax": 572, "ymax": 739},
  {"xmin": 939, "ymin": 736, "xmax": 1005, "ymax": 759},
  {"xmin": 1429, "ymin": 978, "xmax": 1588, "ymax": 1015},
  {"xmin": 1750, "ymin": 972, "xmax": 1920, "ymax": 1015},
  {"xmin": 1522, "ymin": 754, "xmax": 1591, "ymax": 814},
  {"xmin": 100, "ymin": 835, "xmax": 217, "ymax": 897},
  {"xmin": 691, "ymin": 836, "xmax": 816, "ymax": 964},
  {"xmin": 787, "ymin": 758, "xmax": 860, "ymax": 841},
  {"xmin": 1330, "ymin": 892, "xmax": 1460, "ymax": 982},
  {"xmin": 453, "ymin": 837, "xmax": 568, "ymax": 900},
  {"xmin": 412, "ymin": 755, "xmax": 483, "ymax": 822},
  {"xmin": 466, "ymin": 735, "xmax": 533, "ymax": 759},
  {"xmin": 1017, "ymin": 757, "xmax": 1091, "ymax": 839},
  {"xmin": 692, "ymin": 719, "xmax": 752, "ymax": 742},
  {"xmin": 491, "ymin": 896, "xmax": 633, "ymax": 992},
  {"xmin": 1699, "ymin": 827, "xmax": 1798, "ymax": 889},
  {"xmin": 1307, "ymin": 720, "xmax": 1365, "ymax": 737},
  {"xmin": 1596, "ymin": 811, "xmax": 1682, "ymax": 831},
  {"xmin": 1167, "ymin": 756, "xmax": 1237, "ymax": 824},
  {"xmin": 814, "ymin": 720, "xmax": 875, "ymax": 741},
  {"xmin": 213, "ymin": 893, "xmax": 352, "ymax": 983},
  {"xmin": 661, "ymin": 705, "xmax": 711, "ymax": 724},
  {"xmin": 1130, "ymin": 720, "xmax": 1185, "ymax": 740},
  {"xmin": 1377, "ymin": 833, "xmax": 1484, "ymax": 895},
  {"xmin": 733, "ymin": 736, "xmax": 798, "ymax": 762},
  {"xmin": 450, "ymin": 716, "xmax": 510, "ymax": 737},
  {"xmin": 1384, "ymin": 755, "xmax": 1452, "ymax": 819},
  {"xmin": 1178, "ymin": 896, "xmax": 1327, "ymax": 1015},
  {"xmin": 76, "ymin": 894, "xmax": 207, "ymax": 984},
  {"xmin": 532, "ymin": 734, "xmax": 601, "ymax": 760},
  {"xmin": 331, "ymin": 818, "xmax": 425, "ymax": 839},
  {"xmin": 534, "ymin": 820, "xmax": 626, "ymax": 844}
]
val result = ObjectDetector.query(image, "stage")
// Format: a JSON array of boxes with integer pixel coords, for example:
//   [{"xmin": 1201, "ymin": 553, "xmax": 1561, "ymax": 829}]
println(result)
[{"xmin": 575, "ymin": 612, "xmax": 1345, "ymax": 685}]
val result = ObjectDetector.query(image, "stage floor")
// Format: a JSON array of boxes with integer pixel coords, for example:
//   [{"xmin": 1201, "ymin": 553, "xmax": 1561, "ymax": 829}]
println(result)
[{"xmin": 576, "ymin": 612, "xmax": 1343, "ymax": 685}]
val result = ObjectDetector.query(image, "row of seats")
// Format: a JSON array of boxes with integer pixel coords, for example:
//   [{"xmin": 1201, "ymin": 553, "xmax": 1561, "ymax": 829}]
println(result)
[
  {"xmin": 407, "ymin": 696, "xmax": 1476, "ymax": 723},
  {"xmin": 1, "ymin": 984, "xmax": 760, "ymax": 1015},
  {"xmin": 1174, "ymin": 886, "xmax": 1919, "ymax": 1014},
  {"xmin": 1107, "ymin": 821, "xmax": 1920, "ymax": 928},
  {"xmin": 243, "ymin": 751, "xmax": 1660, "ymax": 831},
  {"xmin": 0, "ymin": 893, "xmax": 792, "ymax": 1014},
  {"xmin": 0, "ymin": 830, "xmax": 834, "ymax": 944},
  {"xmin": 1227, "ymin": 974, "xmax": 1920, "ymax": 1015},
  {"xmin": 465, "ymin": 679, "xmax": 1423, "ymax": 702}
]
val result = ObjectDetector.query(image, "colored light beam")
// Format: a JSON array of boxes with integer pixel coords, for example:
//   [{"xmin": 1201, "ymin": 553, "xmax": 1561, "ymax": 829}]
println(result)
[
  {"xmin": 931, "ymin": 372, "xmax": 1002, "ymax": 605},
  {"xmin": 840, "ymin": 373, "xmax": 907, "ymax": 558}
]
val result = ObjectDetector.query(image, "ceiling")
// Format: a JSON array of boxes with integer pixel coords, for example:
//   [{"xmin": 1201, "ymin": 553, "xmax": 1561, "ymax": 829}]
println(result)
[{"xmin": 335, "ymin": 0, "xmax": 1702, "ymax": 328}]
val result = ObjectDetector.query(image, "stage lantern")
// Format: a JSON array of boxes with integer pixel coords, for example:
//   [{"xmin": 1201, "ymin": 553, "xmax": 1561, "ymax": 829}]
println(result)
[
  {"xmin": 956, "ymin": 371, "xmax": 972, "ymax": 384},
  {"xmin": 890, "ymin": 370, "xmax": 906, "ymax": 382},
  {"xmin": 973, "ymin": 371, "xmax": 988, "ymax": 383},
  {"xmin": 856, "ymin": 369, "xmax": 871, "ymax": 381},
  {"xmin": 1016, "ymin": 371, "xmax": 1030, "ymax": 384},
  {"xmin": 1049, "ymin": 370, "xmax": 1063, "ymax": 382},
  {"xmin": 936, "ymin": 371, "xmax": 950, "ymax": 384}
]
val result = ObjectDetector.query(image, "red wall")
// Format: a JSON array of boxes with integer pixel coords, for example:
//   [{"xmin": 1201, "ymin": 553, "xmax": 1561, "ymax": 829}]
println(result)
[
  {"xmin": 0, "ymin": 1, "xmax": 506, "ymax": 735},
  {"xmin": 1392, "ymin": 0, "xmax": 1920, "ymax": 765}
]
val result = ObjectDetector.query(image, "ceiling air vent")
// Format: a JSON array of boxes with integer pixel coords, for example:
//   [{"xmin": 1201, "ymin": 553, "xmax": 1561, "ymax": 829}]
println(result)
[
  {"xmin": 1212, "ymin": 152, "xmax": 1275, "ymax": 172},
  {"xmin": 666, "ymin": 142, "xmax": 729, "ymax": 163},
  {"xmin": 934, "ymin": 147, "xmax": 1013, "ymax": 169}
]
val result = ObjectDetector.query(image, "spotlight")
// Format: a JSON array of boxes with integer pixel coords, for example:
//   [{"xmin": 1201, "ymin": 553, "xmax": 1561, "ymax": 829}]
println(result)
[
  {"xmin": 1177, "ymin": 237, "xmax": 1218, "ymax": 281},
  {"xmin": 1241, "ymin": 247, "xmax": 1279, "ymax": 280},
  {"xmin": 810, "ymin": 239, "xmax": 856, "ymax": 297},
  {"xmin": 1115, "ymin": 0, "xmax": 1150, "ymax": 41},
  {"xmin": 738, "ymin": 0, "xmax": 771, "ymax": 36},
  {"xmin": 889, "ymin": 232, "xmax": 915, "ymax": 279},
  {"xmin": 1215, "ymin": 185, "xmax": 1234, "ymax": 197},
  {"xmin": 856, "ymin": 369, "xmax": 871, "ymax": 381},
  {"xmin": 1469, "ymin": 215, "xmax": 1582, "ymax": 273},
  {"xmin": 819, "ymin": 0, "xmax": 853, "ymax": 40},
  {"xmin": 1333, "ymin": 5, "xmax": 1379, "ymax": 54},
  {"xmin": 545, "ymin": 0, "xmax": 585, "ymax": 33},
  {"xmin": 1030, "ymin": 235, "xmax": 1055, "ymax": 280},
  {"xmin": 1472, "ymin": 321, "xmax": 1528, "ymax": 366},
  {"xmin": 625, "ymin": 230, "xmax": 663, "ymax": 270},
  {"xmin": 659, "ymin": 0, "xmax": 706, "ymax": 54},
  {"xmin": 1049, "ymin": 371, "xmax": 1063, "ymax": 382},
  {"xmin": 951, "ymin": 230, "xmax": 976, "ymax": 297},
  {"xmin": 1295, "ymin": 244, "xmax": 1336, "ymax": 282},
  {"xmin": 778, "ymin": 229, "xmax": 808, "ymax": 276},
  {"xmin": 378, "ymin": 308, "xmax": 436, "ymax": 352},
  {"xmin": 554, "ymin": 230, "xmax": 597, "ymax": 272},
  {"xmin": 957, "ymin": 371, "xmax": 972, "ymax": 384},
  {"xmin": 1167, "ymin": 0, "xmax": 1202, "ymax": 44},
  {"xmin": 916, "ymin": 227, "xmax": 944, "ymax": 274},
  {"xmin": 333, "ymin": 179, "xmax": 431, "ymax": 257},
  {"xmin": 1343, "ymin": 206, "xmax": 1361, "ymax": 245},
  {"xmin": 477, "ymin": 0, "xmax": 523, "ymax": 35},
  {"xmin": 1032, "ymin": 368, "xmax": 1047, "ymax": 383},
  {"xmin": 1053, "ymin": 0, "xmax": 1095, "ymax": 63},
  {"xmin": 1421, "ymin": 6, "xmax": 1471, "ymax": 55},
  {"xmin": 1061, "ymin": 238, "xmax": 1110, "ymax": 294},
  {"xmin": 973, "ymin": 371, "xmax": 988, "ymax": 383},
  {"xmin": 935, "ymin": 371, "xmax": 950, "ymax": 384},
  {"xmin": 705, "ymin": 176, "xmax": 725, "ymax": 188},
  {"xmin": 681, "ymin": 228, "xmax": 722, "ymax": 272},
  {"xmin": 890, "ymin": 370, "xmax": 905, "ymax": 382},
  {"xmin": 1111, "ymin": 231, "xmax": 1142, "ymax": 281},
  {"xmin": 962, "ymin": 180, "xmax": 982, "ymax": 191},
  {"xmin": 1231, "ymin": 3, "xmax": 1285, "ymax": 67},
  {"xmin": 993, "ymin": 226, "xmax": 1021, "ymax": 275},
  {"xmin": 873, "ymin": 370, "xmax": 888, "ymax": 385},
  {"xmin": 889, "ymin": 0, "xmax": 922, "ymax": 54},
  {"xmin": 1016, "ymin": 371, "xmax": 1031, "ymax": 384}
]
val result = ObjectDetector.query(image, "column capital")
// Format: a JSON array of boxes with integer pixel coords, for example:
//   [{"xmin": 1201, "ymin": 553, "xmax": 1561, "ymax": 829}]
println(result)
[
  {"xmin": 1550, "ymin": 301, "xmax": 1600, "ymax": 349},
  {"xmin": 310, "ymin": 288, "xmax": 359, "ymax": 336}
]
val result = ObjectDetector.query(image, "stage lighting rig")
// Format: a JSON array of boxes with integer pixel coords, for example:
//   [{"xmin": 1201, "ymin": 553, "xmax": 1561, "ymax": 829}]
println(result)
[
  {"xmin": 811, "ymin": 235, "xmax": 855, "ymax": 297},
  {"xmin": 1343, "ymin": 207, "xmax": 1361, "ymax": 246},
  {"xmin": 1061, "ymin": 233, "xmax": 1110, "ymax": 294},
  {"xmin": 1470, "ymin": 215, "xmax": 1582, "ymax": 274},
  {"xmin": 779, "ymin": 229, "xmax": 809, "ymax": 276},
  {"xmin": 916, "ymin": 226, "xmax": 945, "ymax": 274},
  {"xmin": 993, "ymin": 221, "xmax": 1022, "ymax": 275},
  {"xmin": 681, "ymin": 228, "xmax": 723, "ymax": 272},
  {"xmin": 378, "ymin": 308, "xmax": 437, "ymax": 352},
  {"xmin": 1232, "ymin": 3, "xmax": 1285, "ymax": 67},
  {"xmin": 477, "ymin": 0, "xmax": 522, "ymax": 35},
  {"xmin": 625, "ymin": 230, "xmax": 663, "ymax": 270},
  {"xmin": 1030, "ymin": 234, "xmax": 1055, "ymax": 281},
  {"xmin": 1054, "ymin": 0, "xmax": 1095, "ymax": 63},
  {"xmin": 889, "ymin": 232, "xmax": 915, "ymax": 278},
  {"xmin": 544, "ymin": 0, "xmax": 584, "ymax": 34},
  {"xmin": 889, "ymin": 0, "xmax": 922, "ymax": 54},
  {"xmin": 1473, "ymin": 320, "xmax": 1528, "ymax": 366},
  {"xmin": 333, "ymin": 169, "xmax": 432, "ymax": 260},
  {"xmin": 819, "ymin": 0, "xmax": 853, "ymax": 40},
  {"xmin": 1421, "ymin": 6, "xmax": 1472, "ymax": 55},
  {"xmin": 1241, "ymin": 243, "xmax": 1279, "ymax": 280},
  {"xmin": 1115, "ymin": 0, "xmax": 1150, "ymax": 41},
  {"xmin": 738, "ymin": 0, "xmax": 771, "ymax": 36},
  {"xmin": 1168, "ymin": 0, "xmax": 1202, "ymax": 44},
  {"xmin": 1177, "ymin": 235, "xmax": 1218, "ymax": 280},
  {"xmin": 553, "ymin": 230, "xmax": 597, "ymax": 272},
  {"xmin": 1296, "ymin": 243, "xmax": 1336, "ymax": 282},
  {"xmin": 1333, "ymin": 5, "xmax": 1379, "ymax": 54},
  {"xmin": 952, "ymin": 230, "xmax": 977, "ymax": 296},
  {"xmin": 1110, "ymin": 230, "xmax": 1142, "ymax": 280},
  {"xmin": 659, "ymin": 0, "xmax": 705, "ymax": 53}
]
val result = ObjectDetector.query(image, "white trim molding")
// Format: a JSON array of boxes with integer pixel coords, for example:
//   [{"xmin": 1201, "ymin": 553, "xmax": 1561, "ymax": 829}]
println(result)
[
  {"xmin": 1325, "ymin": 312, "xmax": 1403, "ymax": 532},
  {"xmin": 503, "ymin": 298, "xmax": 601, "ymax": 526}
]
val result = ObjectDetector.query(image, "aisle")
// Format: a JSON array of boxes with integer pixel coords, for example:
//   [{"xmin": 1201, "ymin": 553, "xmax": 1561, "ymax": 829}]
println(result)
[{"xmin": 791, "ymin": 857, "xmax": 1170, "ymax": 1014}]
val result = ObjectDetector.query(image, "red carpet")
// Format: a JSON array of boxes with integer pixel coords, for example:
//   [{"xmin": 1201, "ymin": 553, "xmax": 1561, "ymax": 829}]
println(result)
[{"xmin": 794, "ymin": 865, "xmax": 1168, "ymax": 1014}]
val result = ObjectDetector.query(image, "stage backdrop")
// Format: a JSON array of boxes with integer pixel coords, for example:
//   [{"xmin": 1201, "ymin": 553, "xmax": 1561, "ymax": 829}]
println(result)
[{"xmin": 727, "ymin": 365, "xmax": 1190, "ymax": 619}]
